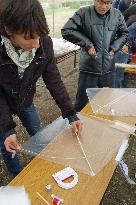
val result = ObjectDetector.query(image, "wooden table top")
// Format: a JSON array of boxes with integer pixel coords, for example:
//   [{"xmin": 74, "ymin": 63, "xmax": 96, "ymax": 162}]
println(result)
[{"xmin": 9, "ymin": 104, "xmax": 136, "ymax": 205}]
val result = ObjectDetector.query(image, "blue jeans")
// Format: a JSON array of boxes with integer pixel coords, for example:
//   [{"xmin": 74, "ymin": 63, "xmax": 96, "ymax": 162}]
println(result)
[
  {"xmin": 114, "ymin": 52, "xmax": 130, "ymax": 88},
  {"xmin": 0, "ymin": 104, "xmax": 41, "ymax": 177}
]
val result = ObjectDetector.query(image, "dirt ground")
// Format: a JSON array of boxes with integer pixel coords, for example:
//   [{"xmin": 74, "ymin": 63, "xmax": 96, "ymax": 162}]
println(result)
[{"xmin": 0, "ymin": 51, "xmax": 136, "ymax": 204}]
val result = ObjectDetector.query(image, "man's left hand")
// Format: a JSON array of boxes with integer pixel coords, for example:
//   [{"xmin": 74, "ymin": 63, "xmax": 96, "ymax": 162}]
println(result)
[
  {"xmin": 121, "ymin": 45, "xmax": 128, "ymax": 54},
  {"xmin": 109, "ymin": 49, "xmax": 115, "ymax": 56}
]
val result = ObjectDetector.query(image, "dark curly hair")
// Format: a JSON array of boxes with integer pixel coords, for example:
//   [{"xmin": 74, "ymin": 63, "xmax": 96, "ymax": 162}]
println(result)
[{"xmin": 0, "ymin": 0, "xmax": 49, "ymax": 38}]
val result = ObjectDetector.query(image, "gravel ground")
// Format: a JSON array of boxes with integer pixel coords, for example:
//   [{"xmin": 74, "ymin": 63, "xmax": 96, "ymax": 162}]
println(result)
[{"xmin": 0, "ymin": 52, "xmax": 136, "ymax": 204}]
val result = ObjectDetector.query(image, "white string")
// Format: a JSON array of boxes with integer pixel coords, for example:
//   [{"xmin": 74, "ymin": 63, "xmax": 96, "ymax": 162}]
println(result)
[
  {"xmin": 75, "ymin": 133, "xmax": 95, "ymax": 176},
  {"xmin": 36, "ymin": 192, "xmax": 50, "ymax": 205}
]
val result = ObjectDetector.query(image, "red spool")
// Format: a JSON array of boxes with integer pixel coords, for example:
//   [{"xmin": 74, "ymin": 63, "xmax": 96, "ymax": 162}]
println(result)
[{"xmin": 52, "ymin": 197, "xmax": 60, "ymax": 205}]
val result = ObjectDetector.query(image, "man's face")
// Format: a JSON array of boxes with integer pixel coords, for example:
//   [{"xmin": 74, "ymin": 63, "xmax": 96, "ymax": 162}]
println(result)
[{"xmin": 94, "ymin": 0, "xmax": 112, "ymax": 15}]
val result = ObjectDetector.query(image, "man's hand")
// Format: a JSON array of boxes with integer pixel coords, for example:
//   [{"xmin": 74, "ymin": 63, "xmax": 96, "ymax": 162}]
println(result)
[
  {"xmin": 121, "ymin": 45, "xmax": 128, "ymax": 54},
  {"xmin": 88, "ymin": 47, "xmax": 96, "ymax": 55},
  {"xmin": 4, "ymin": 134, "xmax": 21, "ymax": 152},
  {"xmin": 109, "ymin": 49, "xmax": 115, "ymax": 56},
  {"xmin": 71, "ymin": 120, "xmax": 83, "ymax": 136}
]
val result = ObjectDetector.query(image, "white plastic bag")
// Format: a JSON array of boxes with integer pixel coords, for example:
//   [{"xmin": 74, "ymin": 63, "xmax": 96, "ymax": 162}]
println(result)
[{"xmin": 0, "ymin": 186, "xmax": 31, "ymax": 205}]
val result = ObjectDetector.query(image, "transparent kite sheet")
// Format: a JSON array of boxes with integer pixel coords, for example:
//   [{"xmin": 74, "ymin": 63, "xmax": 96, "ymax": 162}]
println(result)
[
  {"xmin": 22, "ymin": 116, "xmax": 68, "ymax": 155},
  {"xmin": 86, "ymin": 88, "xmax": 136, "ymax": 116},
  {"xmin": 22, "ymin": 114, "xmax": 135, "ymax": 176}
]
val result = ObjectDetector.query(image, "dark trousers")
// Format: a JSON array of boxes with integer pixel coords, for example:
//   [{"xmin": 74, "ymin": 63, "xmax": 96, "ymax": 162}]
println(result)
[
  {"xmin": 113, "ymin": 52, "xmax": 130, "ymax": 88},
  {"xmin": 0, "ymin": 104, "xmax": 41, "ymax": 177},
  {"xmin": 75, "ymin": 72, "xmax": 114, "ymax": 112}
]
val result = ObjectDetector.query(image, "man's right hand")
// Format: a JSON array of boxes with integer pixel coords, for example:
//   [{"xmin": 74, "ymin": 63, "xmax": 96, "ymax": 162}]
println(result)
[
  {"xmin": 88, "ymin": 47, "xmax": 96, "ymax": 55},
  {"xmin": 4, "ymin": 134, "xmax": 21, "ymax": 152}
]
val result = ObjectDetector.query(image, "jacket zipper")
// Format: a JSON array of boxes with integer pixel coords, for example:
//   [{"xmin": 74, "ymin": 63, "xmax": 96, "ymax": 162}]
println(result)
[{"xmin": 102, "ymin": 16, "xmax": 106, "ymax": 75}]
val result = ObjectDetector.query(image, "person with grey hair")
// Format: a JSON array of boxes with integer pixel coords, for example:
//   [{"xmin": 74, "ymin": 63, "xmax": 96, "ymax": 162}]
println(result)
[{"xmin": 61, "ymin": 0, "xmax": 128, "ymax": 111}]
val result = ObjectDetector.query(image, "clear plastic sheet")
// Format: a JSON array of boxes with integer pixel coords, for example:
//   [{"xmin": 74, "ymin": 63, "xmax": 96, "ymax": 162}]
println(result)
[
  {"xmin": 22, "ymin": 117, "xmax": 68, "ymax": 154},
  {"xmin": 22, "ymin": 114, "xmax": 135, "ymax": 176},
  {"xmin": 86, "ymin": 88, "xmax": 136, "ymax": 116}
]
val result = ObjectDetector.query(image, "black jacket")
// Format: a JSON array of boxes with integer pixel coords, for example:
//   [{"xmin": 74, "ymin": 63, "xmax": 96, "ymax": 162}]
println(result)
[
  {"xmin": 61, "ymin": 5, "xmax": 128, "ymax": 74},
  {"xmin": 0, "ymin": 35, "xmax": 76, "ymax": 133}
]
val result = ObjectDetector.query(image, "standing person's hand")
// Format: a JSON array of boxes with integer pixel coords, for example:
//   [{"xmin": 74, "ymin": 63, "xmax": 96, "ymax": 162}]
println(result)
[
  {"xmin": 88, "ymin": 47, "xmax": 96, "ymax": 55},
  {"xmin": 121, "ymin": 45, "xmax": 128, "ymax": 54},
  {"xmin": 4, "ymin": 134, "xmax": 21, "ymax": 152},
  {"xmin": 71, "ymin": 120, "xmax": 83, "ymax": 136},
  {"xmin": 109, "ymin": 49, "xmax": 115, "ymax": 56}
]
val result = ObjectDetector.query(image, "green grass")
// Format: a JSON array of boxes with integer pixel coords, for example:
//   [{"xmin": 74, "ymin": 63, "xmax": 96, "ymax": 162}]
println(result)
[
  {"xmin": 44, "ymin": 8, "xmax": 78, "ymax": 37},
  {"xmin": 44, "ymin": 7, "xmax": 77, "ymax": 16}
]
